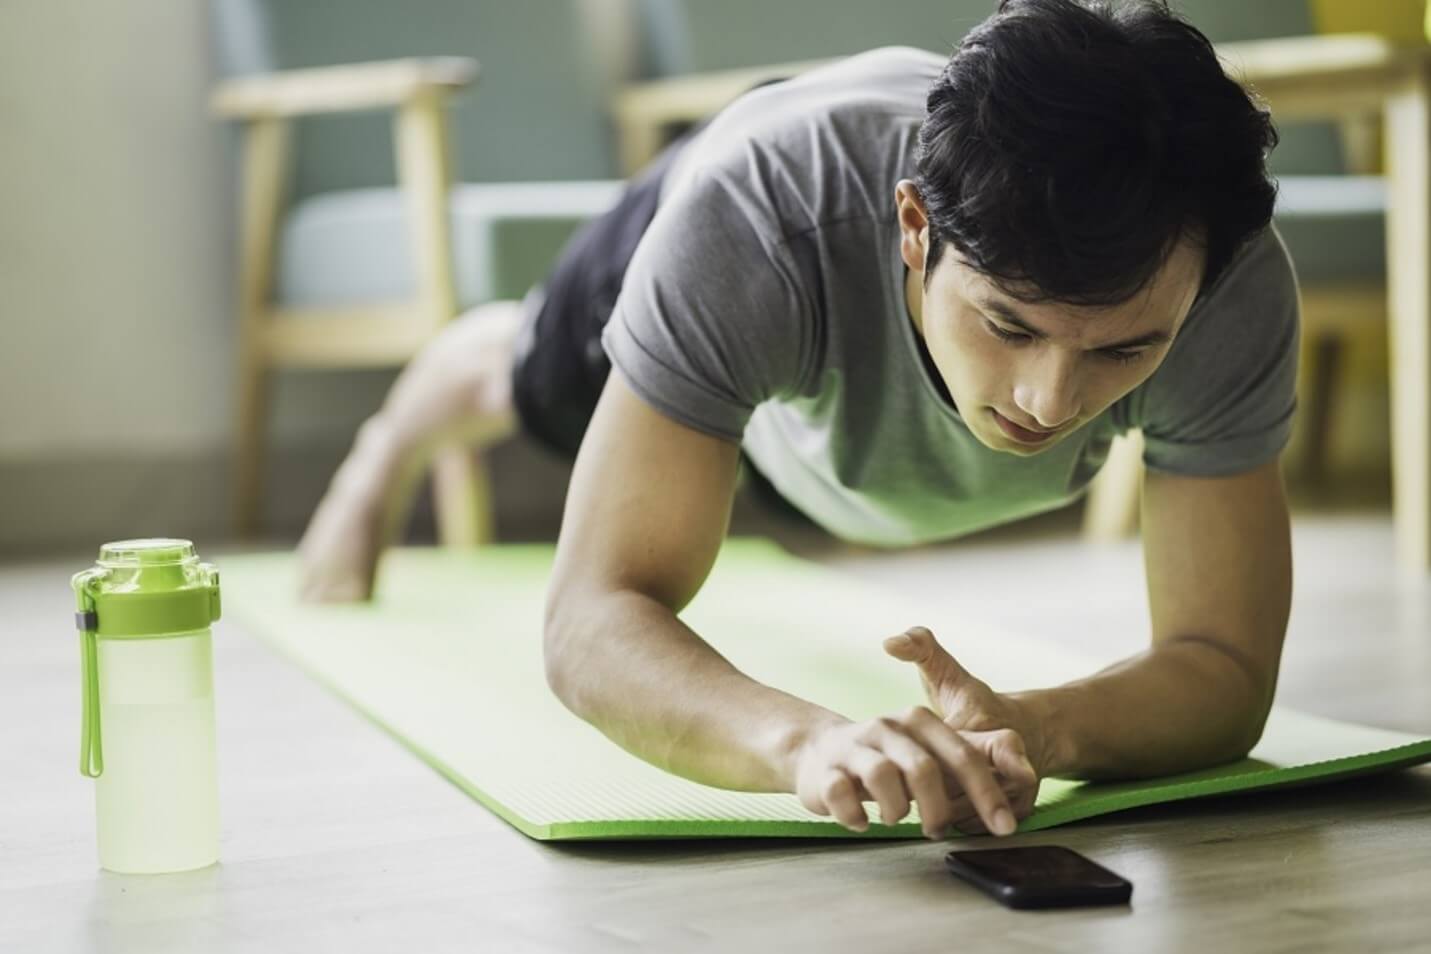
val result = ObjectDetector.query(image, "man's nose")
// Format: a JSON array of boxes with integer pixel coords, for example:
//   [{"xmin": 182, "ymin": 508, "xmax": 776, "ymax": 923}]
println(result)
[{"xmin": 1012, "ymin": 350, "xmax": 1081, "ymax": 430}]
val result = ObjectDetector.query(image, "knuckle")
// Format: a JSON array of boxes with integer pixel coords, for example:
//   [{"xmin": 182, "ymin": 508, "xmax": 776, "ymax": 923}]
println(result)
[
  {"xmin": 900, "ymin": 704, "xmax": 932, "ymax": 724},
  {"xmin": 854, "ymin": 723, "xmax": 883, "ymax": 747},
  {"xmin": 905, "ymin": 753, "xmax": 940, "ymax": 785},
  {"xmin": 862, "ymin": 755, "xmax": 899, "ymax": 785},
  {"xmin": 995, "ymin": 727, "xmax": 1024, "ymax": 748}
]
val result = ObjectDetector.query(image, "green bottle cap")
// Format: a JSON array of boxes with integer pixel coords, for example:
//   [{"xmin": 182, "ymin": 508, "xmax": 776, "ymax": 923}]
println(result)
[{"xmin": 71, "ymin": 539, "xmax": 221, "ymax": 779}]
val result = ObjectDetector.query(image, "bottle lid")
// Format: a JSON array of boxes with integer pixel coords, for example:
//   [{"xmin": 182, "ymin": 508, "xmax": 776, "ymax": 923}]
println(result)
[{"xmin": 98, "ymin": 537, "xmax": 196, "ymax": 568}]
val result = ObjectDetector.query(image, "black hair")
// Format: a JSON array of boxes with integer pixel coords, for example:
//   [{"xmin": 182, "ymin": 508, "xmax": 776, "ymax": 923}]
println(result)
[{"xmin": 915, "ymin": 0, "xmax": 1279, "ymax": 305}]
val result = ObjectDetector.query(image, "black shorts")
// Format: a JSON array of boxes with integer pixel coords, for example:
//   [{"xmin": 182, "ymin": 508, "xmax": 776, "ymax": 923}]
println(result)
[
  {"xmin": 508, "ymin": 129, "xmax": 687, "ymax": 460},
  {"xmin": 508, "ymin": 125, "xmax": 807, "ymax": 523}
]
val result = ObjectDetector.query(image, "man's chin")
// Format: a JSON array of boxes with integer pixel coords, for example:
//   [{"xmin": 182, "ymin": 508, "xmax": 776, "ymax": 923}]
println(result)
[
  {"xmin": 972, "ymin": 413, "xmax": 1067, "ymax": 456},
  {"xmin": 982, "ymin": 432, "xmax": 1061, "ymax": 456}
]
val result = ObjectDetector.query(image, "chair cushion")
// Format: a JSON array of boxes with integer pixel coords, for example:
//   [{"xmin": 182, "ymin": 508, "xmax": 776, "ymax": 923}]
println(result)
[
  {"xmin": 276, "ymin": 181, "xmax": 624, "ymax": 309},
  {"xmin": 1273, "ymin": 175, "xmax": 1386, "ymax": 283},
  {"xmin": 275, "ymin": 175, "xmax": 1383, "ymax": 310}
]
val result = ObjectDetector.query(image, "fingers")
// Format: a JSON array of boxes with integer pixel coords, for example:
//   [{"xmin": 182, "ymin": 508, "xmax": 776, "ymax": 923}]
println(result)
[
  {"xmin": 796, "ymin": 712, "xmax": 1027, "ymax": 839},
  {"xmin": 882, "ymin": 626, "xmax": 969, "ymax": 682},
  {"xmin": 901, "ymin": 707, "xmax": 1016, "ymax": 837},
  {"xmin": 811, "ymin": 768, "xmax": 870, "ymax": 832},
  {"xmin": 863, "ymin": 726, "xmax": 953, "ymax": 837},
  {"xmin": 882, "ymin": 626, "xmax": 976, "ymax": 721},
  {"xmin": 954, "ymin": 728, "xmax": 1041, "ymax": 821},
  {"xmin": 962, "ymin": 728, "xmax": 1038, "ymax": 786},
  {"xmin": 844, "ymin": 745, "xmax": 913, "ymax": 828}
]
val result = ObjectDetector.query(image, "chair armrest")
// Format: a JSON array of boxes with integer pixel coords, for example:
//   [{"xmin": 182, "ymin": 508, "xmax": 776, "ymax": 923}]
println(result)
[
  {"xmin": 613, "ymin": 58, "xmax": 832, "ymax": 130},
  {"xmin": 211, "ymin": 56, "xmax": 479, "ymax": 119},
  {"xmin": 1216, "ymin": 34, "xmax": 1429, "ymax": 120},
  {"xmin": 610, "ymin": 57, "xmax": 833, "ymax": 172},
  {"xmin": 1218, "ymin": 34, "xmax": 1412, "ymax": 85}
]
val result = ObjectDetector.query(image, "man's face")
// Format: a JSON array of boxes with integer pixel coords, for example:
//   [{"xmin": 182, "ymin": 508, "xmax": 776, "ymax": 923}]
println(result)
[{"xmin": 895, "ymin": 181, "xmax": 1204, "ymax": 456}]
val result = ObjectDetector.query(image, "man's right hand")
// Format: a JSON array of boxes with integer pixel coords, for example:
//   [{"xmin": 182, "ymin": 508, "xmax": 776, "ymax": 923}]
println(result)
[{"xmin": 791, "ymin": 706, "xmax": 1038, "ymax": 838}]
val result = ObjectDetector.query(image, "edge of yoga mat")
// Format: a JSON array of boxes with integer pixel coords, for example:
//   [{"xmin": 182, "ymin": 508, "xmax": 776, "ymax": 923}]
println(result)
[
  {"xmin": 224, "ymin": 547, "xmax": 1431, "ymax": 842},
  {"xmin": 254, "ymin": 618, "xmax": 1431, "ymax": 841}
]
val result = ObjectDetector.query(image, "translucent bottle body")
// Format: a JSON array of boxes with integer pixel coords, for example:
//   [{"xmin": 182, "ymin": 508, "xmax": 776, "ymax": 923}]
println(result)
[{"xmin": 94, "ymin": 629, "xmax": 218, "ymax": 873}]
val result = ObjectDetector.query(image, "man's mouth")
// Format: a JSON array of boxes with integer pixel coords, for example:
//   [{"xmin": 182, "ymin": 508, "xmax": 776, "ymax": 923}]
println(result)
[{"xmin": 990, "ymin": 409, "xmax": 1060, "ymax": 445}]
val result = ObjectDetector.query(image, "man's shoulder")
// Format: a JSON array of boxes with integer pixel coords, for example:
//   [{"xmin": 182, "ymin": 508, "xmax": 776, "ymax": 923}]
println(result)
[
  {"xmin": 1203, "ymin": 226, "xmax": 1298, "ymax": 306},
  {"xmin": 721, "ymin": 45, "xmax": 944, "ymax": 126},
  {"xmin": 663, "ymin": 46, "xmax": 944, "ymax": 203}
]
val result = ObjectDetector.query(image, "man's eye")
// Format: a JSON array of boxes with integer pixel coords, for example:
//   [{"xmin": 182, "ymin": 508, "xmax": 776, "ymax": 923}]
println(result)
[
  {"xmin": 985, "ymin": 320, "xmax": 1029, "ymax": 343},
  {"xmin": 1101, "ymin": 349, "xmax": 1146, "ymax": 365}
]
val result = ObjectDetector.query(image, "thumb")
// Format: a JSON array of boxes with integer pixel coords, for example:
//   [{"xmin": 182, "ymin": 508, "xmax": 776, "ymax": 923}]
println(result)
[{"xmin": 883, "ymin": 625, "xmax": 971, "ymax": 690}]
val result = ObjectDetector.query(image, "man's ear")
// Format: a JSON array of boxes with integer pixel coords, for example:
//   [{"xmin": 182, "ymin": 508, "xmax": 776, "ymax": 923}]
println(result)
[{"xmin": 895, "ymin": 180, "xmax": 930, "ymax": 274}]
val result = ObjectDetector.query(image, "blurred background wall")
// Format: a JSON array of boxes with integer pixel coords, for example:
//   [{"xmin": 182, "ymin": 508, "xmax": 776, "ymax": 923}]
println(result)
[{"xmin": 1, "ymin": 1, "xmax": 249, "ymax": 551}]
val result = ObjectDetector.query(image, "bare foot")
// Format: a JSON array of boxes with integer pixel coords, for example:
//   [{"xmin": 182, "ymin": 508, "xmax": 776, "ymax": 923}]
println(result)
[
  {"xmin": 297, "ymin": 422, "xmax": 398, "ymax": 603},
  {"xmin": 297, "ymin": 480, "xmax": 386, "ymax": 603},
  {"xmin": 295, "ymin": 300, "xmax": 525, "ymax": 602}
]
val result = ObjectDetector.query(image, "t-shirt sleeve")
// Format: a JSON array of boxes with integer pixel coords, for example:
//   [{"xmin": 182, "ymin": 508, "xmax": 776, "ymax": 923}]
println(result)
[
  {"xmin": 1128, "ymin": 227, "xmax": 1301, "ymax": 477},
  {"xmin": 600, "ymin": 172, "xmax": 816, "ymax": 443}
]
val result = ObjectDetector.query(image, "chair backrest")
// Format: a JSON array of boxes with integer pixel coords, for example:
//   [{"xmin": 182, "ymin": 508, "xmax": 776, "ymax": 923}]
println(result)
[
  {"xmin": 635, "ymin": 0, "xmax": 991, "ymax": 74},
  {"xmin": 636, "ymin": 0, "xmax": 1344, "ymax": 176},
  {"xmin": 1176, "ymin": 0, "xmax": 1344, "ymax": 175},
  {"xmin": 212, "ymin": 0, "xmax": 620, "ymax": 200}
]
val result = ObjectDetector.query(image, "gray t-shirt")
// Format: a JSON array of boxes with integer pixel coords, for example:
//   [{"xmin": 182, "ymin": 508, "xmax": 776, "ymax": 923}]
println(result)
[{"xmin": 601, "ymin": 46, "xmax": 1300, "ymax": 547}]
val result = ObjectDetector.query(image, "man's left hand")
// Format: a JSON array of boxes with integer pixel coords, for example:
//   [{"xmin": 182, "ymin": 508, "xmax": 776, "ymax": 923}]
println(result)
[{"xmin": 884, "ymin": 625, "xmax": 1044, "ymax": 832}]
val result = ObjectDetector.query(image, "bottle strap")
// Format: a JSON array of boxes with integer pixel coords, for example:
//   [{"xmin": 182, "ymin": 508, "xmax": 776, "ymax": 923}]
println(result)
[{"xmin": 73, "ymin": 573, "xmax": 104, "ymax": 778}]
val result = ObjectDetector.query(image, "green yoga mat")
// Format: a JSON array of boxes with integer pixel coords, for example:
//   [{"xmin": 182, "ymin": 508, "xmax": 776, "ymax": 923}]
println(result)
[{"xmin": 220, "ymin": 540, "xmax": 1431, "ymax": 841}]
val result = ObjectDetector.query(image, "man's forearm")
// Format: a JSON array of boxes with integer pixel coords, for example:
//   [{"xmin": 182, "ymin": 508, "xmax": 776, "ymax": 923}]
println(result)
[
  {"xmin": 545, "ymin": 588, "xmax": 848, "ymax": 793},
  {"xmin": 1010, "ymin": 635, "xmax": 1276, "ymax": 781}
]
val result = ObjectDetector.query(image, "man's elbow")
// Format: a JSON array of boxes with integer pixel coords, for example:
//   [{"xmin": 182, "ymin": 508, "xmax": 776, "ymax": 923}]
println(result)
[
  {"xmin": 1166, "ymin": 632, "xmax": 1277, "ymax": 758},
  {"xmin": 542, "ymin": 591, "xmax": 581, "ymax": 715},
  {"xmin": 1231, "ymin": 704, "xmax": 1273, "ymax": 759},
  {"xmin": 1226, "ymin": 672, "xmax": 1276, "ymax": 759}
]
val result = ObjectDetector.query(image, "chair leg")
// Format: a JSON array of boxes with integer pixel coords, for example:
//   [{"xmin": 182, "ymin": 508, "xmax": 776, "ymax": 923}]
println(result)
[
  {"xmin": 431, "ymin": 444, "xmax": 495, "ymax": 547},
  {"xmin": 1082, "ymin": 430, "xmax": 1145, "ymax": 542},
  {"xmin": 234, "ymin": 356, "xmax": 270, "ymax": 537},
  {"xmin": 233, "ymin": 117, "xmax": 289, "ymax": 538},
  {"xmin": 1298, "ymin": 332, "xmax": 1344, "ymax": 487}
]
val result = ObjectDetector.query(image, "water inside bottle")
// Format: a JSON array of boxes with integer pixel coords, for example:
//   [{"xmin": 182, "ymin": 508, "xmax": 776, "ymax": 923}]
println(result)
[{"xmin": 94, "ymin": 634, "xmax": 219, "ymax": 874}]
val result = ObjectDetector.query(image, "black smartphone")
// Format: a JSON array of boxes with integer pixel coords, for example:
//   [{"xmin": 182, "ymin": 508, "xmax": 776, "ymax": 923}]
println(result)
[{"xmin": 944, "ymin": 846, "xmax": 1133, "ymax": 910}]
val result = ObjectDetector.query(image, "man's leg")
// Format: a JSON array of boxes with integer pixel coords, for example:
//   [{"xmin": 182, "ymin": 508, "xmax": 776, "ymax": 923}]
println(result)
[
  {"xmin": 297, "ymin": 299, "xmax": 525, "ymax": 602},
  {"xmin": 297, "ymin": 119, "xmax": 717, "ymax": 601}
]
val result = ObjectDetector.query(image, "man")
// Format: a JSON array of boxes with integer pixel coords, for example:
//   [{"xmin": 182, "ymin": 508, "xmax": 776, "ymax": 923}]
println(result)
[{"xmin": 299, "ymin": 0, "xmax": 1296, "ymax": 841}]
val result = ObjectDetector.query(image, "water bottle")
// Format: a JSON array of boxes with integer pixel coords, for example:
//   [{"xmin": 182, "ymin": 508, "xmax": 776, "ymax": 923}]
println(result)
[{"xmin": 71, "ymin": 538, "xmax": 222, "ymax": 874}]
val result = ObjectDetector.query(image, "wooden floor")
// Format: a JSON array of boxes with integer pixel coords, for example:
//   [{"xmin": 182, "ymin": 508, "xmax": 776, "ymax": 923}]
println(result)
[{"xmin": 2, "ymin": 508, "xmax": 1428, "ymax": 953}]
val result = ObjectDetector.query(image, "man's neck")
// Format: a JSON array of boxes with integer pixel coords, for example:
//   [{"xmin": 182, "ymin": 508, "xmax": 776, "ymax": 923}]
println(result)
[
  {"xmin": 904, "ymin": 265, "xmax": 925, "ymax": 338},
  {"xmin": 901, "ymin": 264, "xmax": 957, "ymax": 411}
]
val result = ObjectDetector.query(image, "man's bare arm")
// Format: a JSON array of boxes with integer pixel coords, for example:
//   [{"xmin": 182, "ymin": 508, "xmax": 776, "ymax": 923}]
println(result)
[
  {"xmin": 543, "ymin": 371, "xmax": 1023, "ymax": 835},
  {"xmin": 1010, "ymin": 457, "xmax": 1292, "ymax": 780},
  {"xmin": 542, "ymin": 371, "xmax": 848, "ymax": 791}
]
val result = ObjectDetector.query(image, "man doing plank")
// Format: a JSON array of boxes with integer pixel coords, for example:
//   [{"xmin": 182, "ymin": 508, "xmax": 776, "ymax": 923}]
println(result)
[{"xmin": 299, "ymin": 0, "xmax": 1295, "ymax": 839}]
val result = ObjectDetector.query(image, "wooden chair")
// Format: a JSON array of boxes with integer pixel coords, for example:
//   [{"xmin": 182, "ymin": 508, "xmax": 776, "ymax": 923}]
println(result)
[{"xmin": 211, "ymin": 58, "xmax": 495, "ymax": 546}]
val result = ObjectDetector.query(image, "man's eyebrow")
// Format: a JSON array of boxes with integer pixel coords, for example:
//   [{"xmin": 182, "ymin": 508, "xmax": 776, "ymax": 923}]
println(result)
[{"xmin": 978, "ymin": 299, "xmax": 1174, "ymax": 351}]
